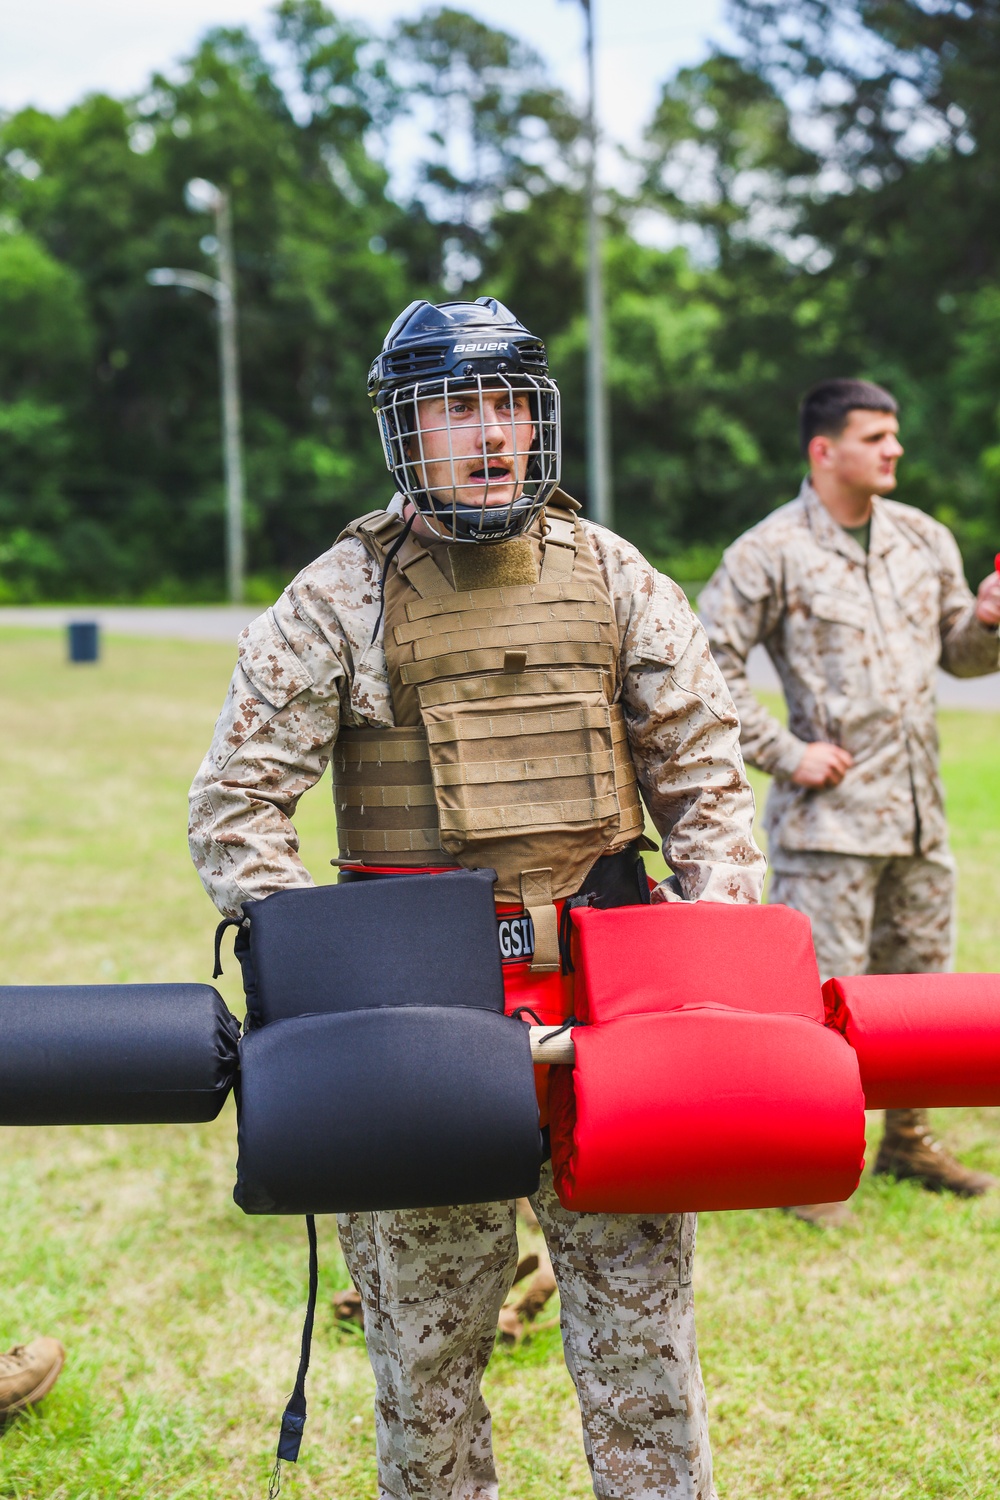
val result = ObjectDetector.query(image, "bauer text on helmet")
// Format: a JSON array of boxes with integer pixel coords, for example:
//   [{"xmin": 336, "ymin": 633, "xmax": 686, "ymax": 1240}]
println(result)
[{"xmin": 369, "ymin": 296, "xmax": 561, "ymax": 543}]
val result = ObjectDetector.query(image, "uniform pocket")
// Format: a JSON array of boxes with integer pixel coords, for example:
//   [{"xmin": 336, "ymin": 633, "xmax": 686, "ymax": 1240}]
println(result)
[
  {"xmin": 810, "ymin": 591, "xmax": 868, "ymax": 631},
  {"xmin": 417, "ymin": 669, "xmax": 621, "ymax": 898},
  {"xmin": 804, "ymin": 591, "xmax": 872, "ymax": 703},
  {"xmin": 238, "ymin": 609, "xmax": 314, "ymax": 709},
  {"xmin": 373, "ymin": 1201, "xmax": 515, "ymax": 1307}
]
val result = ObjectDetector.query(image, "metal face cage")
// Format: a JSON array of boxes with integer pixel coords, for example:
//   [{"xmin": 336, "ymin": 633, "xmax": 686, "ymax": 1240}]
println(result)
[{"xmin": 376, "ymin": 372, "xmax": 561, "ymax": 543}]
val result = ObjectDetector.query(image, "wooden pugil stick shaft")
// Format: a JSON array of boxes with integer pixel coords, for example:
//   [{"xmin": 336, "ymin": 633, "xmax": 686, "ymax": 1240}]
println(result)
[{"xmin": 528, "ymin": 1025, "xmax": 575, "ymax": 1066}]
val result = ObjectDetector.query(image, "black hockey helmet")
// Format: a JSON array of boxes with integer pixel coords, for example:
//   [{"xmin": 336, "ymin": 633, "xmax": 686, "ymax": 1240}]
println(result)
[{"xmin": 368, "ymin": 296, "xmax": 561, "ymax": 543}]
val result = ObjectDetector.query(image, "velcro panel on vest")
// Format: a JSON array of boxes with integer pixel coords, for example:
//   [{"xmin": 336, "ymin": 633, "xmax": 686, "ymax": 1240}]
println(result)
[
  {"xmin": 235, "ymin": 1006, "xmax": 542, "ymax": 1213},
  {"xmin": 823, "ymin": 972, "xmax": 1000, "ymax": 1108},
  {"xmin": 569, "ymin": 902, "xmax": 823, "ymax": 1024},
  {"xmin": 549, "ymin": 1011, "xmax": 866, "ymax": 1212},
  {"xmin": 242, "ymin": 868, "xmax": 503, "ymax": 1027},
  {"xmin": 0, "ymin": 984, "xmax": 239, "ymax": 1125}
]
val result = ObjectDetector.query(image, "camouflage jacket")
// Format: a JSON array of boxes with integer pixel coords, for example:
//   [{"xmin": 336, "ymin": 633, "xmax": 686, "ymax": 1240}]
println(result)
[
  {"xmin": 698, "ymin": 479, "xmax": 1000, "ymax": 859},
  {"xmin": 189, "ymin": 505, "xmax": 765, "ymax": 918}
]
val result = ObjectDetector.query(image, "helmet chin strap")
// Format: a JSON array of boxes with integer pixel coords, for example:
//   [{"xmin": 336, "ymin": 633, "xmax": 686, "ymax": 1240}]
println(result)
[{"xmin": 409, "ymin": 488, "xmax": 536, "ymax": 545}]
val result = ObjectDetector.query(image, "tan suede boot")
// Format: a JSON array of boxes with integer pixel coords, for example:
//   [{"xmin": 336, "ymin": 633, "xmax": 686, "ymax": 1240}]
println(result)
[
  {"xmin": 874, "ymin": 1109, "xmax": 995, "ymax": 1196},
  {"xmin": 0, "ymin": 1338, "xmax": 64, "ymax": 1417},
  {"xmin": 498, "ymin": 1246, "xmax": 557, "ymax": 1342},
  {"xmin": 784, "ymin": 1201, "xmax": 854, "ymax": 1228}
]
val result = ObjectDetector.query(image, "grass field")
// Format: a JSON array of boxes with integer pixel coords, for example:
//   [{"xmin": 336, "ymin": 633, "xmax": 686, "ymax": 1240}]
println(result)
[{"xmin": 1, "ymin": 627, "xmax": 999, "ymax": 1499}]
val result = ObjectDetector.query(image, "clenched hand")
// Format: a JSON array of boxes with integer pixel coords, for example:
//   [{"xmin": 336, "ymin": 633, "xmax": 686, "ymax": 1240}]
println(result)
[
  {"xmin": 791, "ymin": 741, "xmax": 854, "ymax": 788},
  {"xmin": 975, "ymin": 564, "xmax": 1000, "ymax": 628}
]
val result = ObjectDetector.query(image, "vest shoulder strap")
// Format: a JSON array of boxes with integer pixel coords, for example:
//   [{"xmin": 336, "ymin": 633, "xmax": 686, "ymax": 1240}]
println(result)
[
  {"xmin": 547, "ymin": 487, "xmax": 582, "ymax": 515},
  {"xmin": 340, "ymin": 507, "xmax": 455, "ymax": 598},
  {"xmin": 337, "ymin": 508, "xmax": 405, "ymax": 566},
  {"xmin": 393, "ymin": 530, "xmax": 455, "ymax": 599},
  {"xmin": 539, "ymin": 505, "xmax": 579, "ymax": 584}
]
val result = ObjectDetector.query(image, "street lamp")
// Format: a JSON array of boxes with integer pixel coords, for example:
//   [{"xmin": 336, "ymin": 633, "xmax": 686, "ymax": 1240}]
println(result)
[
  {"xmin": 562, "ymin": 0, "xmax": 612, "ymax": 529},
  {"xmin": 147, "ymin": 179, "xmax": 246, "ymax": 603}
]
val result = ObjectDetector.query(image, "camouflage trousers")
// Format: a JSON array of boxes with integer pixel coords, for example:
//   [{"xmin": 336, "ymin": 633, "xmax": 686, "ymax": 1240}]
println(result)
[
  {"xmin": 337, "ymin": 1163, "xmax": 716, "ymax": 1500},
  {"xmin": 768, "ymin": 849, "xmax": 956, "ymax": 985}
]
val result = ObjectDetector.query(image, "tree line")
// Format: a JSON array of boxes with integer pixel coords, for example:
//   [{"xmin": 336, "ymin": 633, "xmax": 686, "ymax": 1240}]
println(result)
[{"xmin": 1, "ymin": 0, "xmax": 997, "ymax": 601}]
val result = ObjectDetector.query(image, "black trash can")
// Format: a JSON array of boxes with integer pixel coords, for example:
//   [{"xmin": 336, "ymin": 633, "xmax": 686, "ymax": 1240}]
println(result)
[{"xmin": 68, "ymin": 621, "xmax": 99, "ymax": 663}]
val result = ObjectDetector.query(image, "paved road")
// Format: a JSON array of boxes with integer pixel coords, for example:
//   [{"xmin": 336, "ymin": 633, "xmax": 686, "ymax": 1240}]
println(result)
[
  {"xmin": 743, "ymin": 642, "xmax": 1000, "ymax": 710},
  {"xmin": 2, "ymin": 605, "xmax": 998, "ymax": 709},
  {"xmin": 0, "ymin": 605, "xmax": 255, "ymax": 645}
]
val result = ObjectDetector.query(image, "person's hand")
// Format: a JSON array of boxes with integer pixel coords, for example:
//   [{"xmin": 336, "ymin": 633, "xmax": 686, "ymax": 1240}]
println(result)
[
  {"xmin": 975, "ymin": 564, "xmax": 1000, "ymax": 628},
  {"xmin": 791, "ymin": 741, "xmax": 854, "ymax": 788}
]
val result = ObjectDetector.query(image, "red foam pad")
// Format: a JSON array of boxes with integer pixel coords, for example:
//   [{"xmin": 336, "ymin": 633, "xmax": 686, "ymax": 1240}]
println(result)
[
  {"xmin": 570, "ymin": 902, "xmax": 823, "ymax": 1024},
  {"xmin": 823, "ymin": 973, "xmax": 1000, "ymax": 1108},
  {"xmin": 550, "ymin": 1010, "xmax": 865, "ymax": 1213}
]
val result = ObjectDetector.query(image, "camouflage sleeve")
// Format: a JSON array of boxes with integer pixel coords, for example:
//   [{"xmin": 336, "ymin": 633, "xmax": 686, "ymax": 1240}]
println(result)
[
  {"xmin": 934, "ymin": 524, "xmax": 1000, "ymax": 678},
  {"xmin": 188, "ymin": 589, "xmax": 349, "ymax": 919},
  {"xmin": 582, "ymin": 522, "xmax": 766, "ymax": 905},
  {"xmin": 698, "ymin": 544, "xmax": 808, "ymax": 779}
]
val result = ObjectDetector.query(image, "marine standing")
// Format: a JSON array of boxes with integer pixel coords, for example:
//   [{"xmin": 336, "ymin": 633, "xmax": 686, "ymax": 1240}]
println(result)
[
  {"xmin": 190, "ymin": 296, "xmax": 765, "ymax": 1499},
  {"xmin": 699, "ymin": 377, "xmax": 1000, "ymax": 1225}
]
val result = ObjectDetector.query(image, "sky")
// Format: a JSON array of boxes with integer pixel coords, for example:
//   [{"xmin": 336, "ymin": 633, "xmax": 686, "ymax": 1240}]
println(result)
[{"xmin": 0, "ymin": 0, "xmax": 729, "ymax": 152}]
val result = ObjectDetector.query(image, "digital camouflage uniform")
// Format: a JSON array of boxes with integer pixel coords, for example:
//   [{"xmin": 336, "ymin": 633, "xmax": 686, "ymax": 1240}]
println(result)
[
  {"xmin": 699, "ymin": 479, "xmax": 999, "ymax": 1196},
  {"xmin": 338, "ymin": 1166, "xmax": 707, "ymax": 1500},
  {"xmin": 190, "ymin": 504, "xmax": 764, "ymax": 1500},
  {"xmin": 701, "ymin": 477, "xmax": 995, "ymax": 972},
  {"xmin": 766, "ymin": 851, "xmax": 955, "ymax": 987},
  {"xmin": 697, "ymin": 478, "xmax": 998, "ymax": 979}
]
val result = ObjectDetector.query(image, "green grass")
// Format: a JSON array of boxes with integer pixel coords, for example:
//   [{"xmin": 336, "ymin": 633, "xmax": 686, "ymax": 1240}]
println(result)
[{"xmin": 1, "ymin": 628, "xmax": 999, "ymax": 1498}]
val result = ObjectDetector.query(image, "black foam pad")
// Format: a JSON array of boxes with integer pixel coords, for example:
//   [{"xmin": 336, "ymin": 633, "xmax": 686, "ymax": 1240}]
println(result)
[
  {"xmin": 235, "ymin": 1006, "xmax": 542, "ymax": 1213},
  {"xmin": 242, "ymin": 868, "xmax": 504, "ymax": 1027},
  {"xmin": 0, "ymin": 984, "xmax": 240, "ymax": 1125}
]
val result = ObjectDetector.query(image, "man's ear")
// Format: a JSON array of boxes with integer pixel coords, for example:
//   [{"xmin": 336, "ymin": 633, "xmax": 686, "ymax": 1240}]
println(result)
[{"xmin": 808, "ymin": 433, "xmax": 835, "ymax": 470}]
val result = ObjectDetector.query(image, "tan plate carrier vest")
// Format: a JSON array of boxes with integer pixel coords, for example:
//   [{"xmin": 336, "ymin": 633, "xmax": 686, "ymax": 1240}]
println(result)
[{"xmin": 333, "ymin": 493, "xmax": 645, "ymax": 971}]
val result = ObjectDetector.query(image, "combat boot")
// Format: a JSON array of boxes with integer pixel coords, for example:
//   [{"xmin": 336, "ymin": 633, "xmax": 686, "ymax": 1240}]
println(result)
[
  {"xmin": 0, "ymin": 1338, "xmax": 64, "ymax": 1417},
  {"xmin": 784, "ymin": 1201, "xmax": 853, "ymax": 1228},
  {"xmin": 874, "ymin": 1109, "xmax": 995, "ymax": 1196}
]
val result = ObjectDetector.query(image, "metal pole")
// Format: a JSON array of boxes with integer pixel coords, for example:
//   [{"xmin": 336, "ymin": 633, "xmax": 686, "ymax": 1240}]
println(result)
[
  {"xmin": 583, "ymin": 0, "xmax": 612, "ymax": 529},
  {"xmin": 214, "ymin": 190, "xmax": 245, "ymax": 604}
]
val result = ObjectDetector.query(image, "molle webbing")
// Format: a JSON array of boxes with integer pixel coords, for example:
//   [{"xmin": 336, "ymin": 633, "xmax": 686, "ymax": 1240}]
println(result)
[
  {"xmin": 332, "ymin": 729, "xmax": 451, "ymax": 860},
  {"xmin": 335, "ymin": 702, "xmax": 642, "ymax": 866},
  {"xmin": 334, "ymin": 501, "xmax": 646, "ymax": 905}
]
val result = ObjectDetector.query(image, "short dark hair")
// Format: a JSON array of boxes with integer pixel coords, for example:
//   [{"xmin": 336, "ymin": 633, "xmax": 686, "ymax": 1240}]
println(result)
[{"xmin": 799, "ymin": 378, "xmax": 898, "ymax": 457}]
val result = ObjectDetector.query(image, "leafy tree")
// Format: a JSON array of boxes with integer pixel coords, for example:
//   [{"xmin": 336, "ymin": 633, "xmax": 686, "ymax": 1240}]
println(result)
[
  {"xmin": 0, "ymin": 232, "xmax": 95, "ymax": 598},
  {"xmin": 389, "ymin": 6, "xmax": 582, "ymax": 288},
  {"xmin": 0, "ymin": 7, "xmax": 410, "ymax": 597},
  {"xmin": 727, "ymin": 0, "xmax": 1000, "ymax": 576},
  {"xmin": 2, "ymin": 0, "xmax": 997, "ymax": 599}
]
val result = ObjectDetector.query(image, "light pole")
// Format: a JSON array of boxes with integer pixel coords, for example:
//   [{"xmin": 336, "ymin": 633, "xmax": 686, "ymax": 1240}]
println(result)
[
  {"xmin": 563, "ymin": 0, "xmax": 612, "ymax": 528},
  {"xmin": 147, "ymin": 179, "xmax": 246, "ymax": 603}
]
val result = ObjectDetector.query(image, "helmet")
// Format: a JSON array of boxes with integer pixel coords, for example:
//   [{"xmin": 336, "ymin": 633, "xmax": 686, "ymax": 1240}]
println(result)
[{"xmin": 368, "ymin": 296, "xmax": 561, "ymax": 543}]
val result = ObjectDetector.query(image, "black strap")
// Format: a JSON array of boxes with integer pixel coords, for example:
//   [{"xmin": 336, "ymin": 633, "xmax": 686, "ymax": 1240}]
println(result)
[
  {"xmin": 558, "ymin": 894, "xmax": 596, "ymax": 975},
  {"xmin": 268, "ymin": 1215, "xmax": 319, "ymax": 1497},
  {"xmin": 212, "ymin": 917, "xmax": 243, "ymax": 979}
]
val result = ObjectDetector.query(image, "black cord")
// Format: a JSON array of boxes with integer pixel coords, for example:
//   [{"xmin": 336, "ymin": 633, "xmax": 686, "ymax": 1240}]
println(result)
[
  {"xmin": 369, "ymin": 511, "xmax": 416, "ymax": 647},
  {"xmin": 537, "ymin": 1015, "xmax": 582, "ymax": 1045}
]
